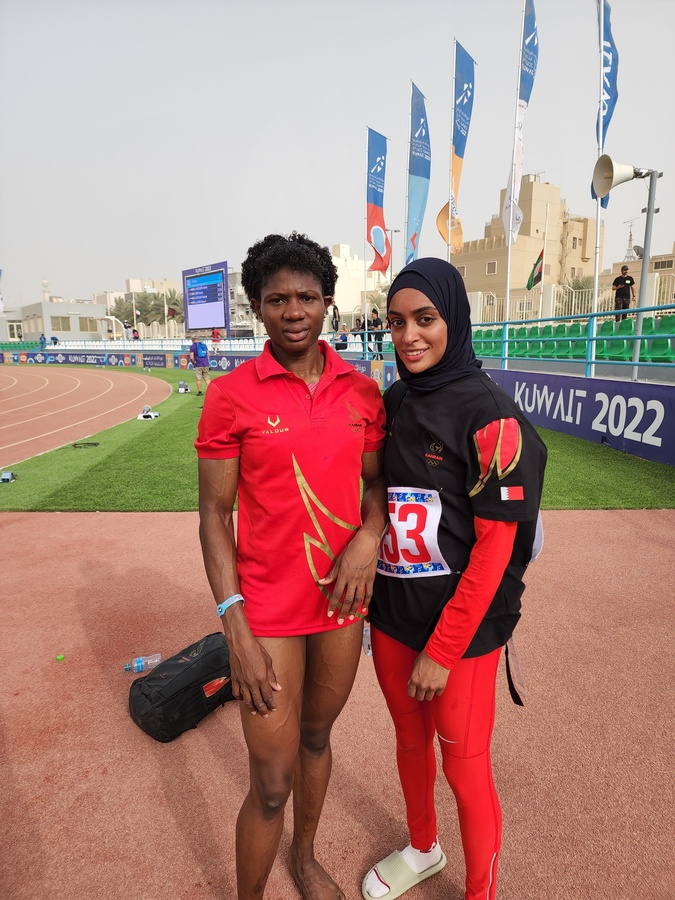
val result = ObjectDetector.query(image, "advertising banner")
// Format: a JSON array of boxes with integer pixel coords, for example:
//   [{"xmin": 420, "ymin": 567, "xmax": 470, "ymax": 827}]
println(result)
[
  {"xmin": 405, "ymin": 83, "xmax": 431, "ymax": 264},
  {"xmin": 591, "ymin": 0, "xmax": 619, "ymax": 209},
  {"xmin": 366, "ymin": 127, "xmax": 391, "ymax": 273},
  {"xmin": 490, "ymin": 369, "xmax": 675, "ymax": 466},
  {"xmin": 437, "ymin": 42, "xmax": 475, "ymax": 251},
  {"xmin": 501, "ymin": 0, "xmax": 539, "ymax": 245}
]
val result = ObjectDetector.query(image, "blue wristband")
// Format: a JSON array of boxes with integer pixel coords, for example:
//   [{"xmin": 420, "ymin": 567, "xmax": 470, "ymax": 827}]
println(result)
[{"xmin": 216, "ymin": 594, "xmax": 244, "ymax": 617}]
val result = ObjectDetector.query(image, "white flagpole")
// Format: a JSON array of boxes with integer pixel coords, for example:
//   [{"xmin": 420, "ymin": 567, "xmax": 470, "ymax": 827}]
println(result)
[
  {"xmin": 404, "ymin": 80, "xmax": 412, "ymax": 270},
  {"xmin": 363, "ymin": 126, "xmax": 369, "ymax": 354},
  {"xmin": 504, "ymin": 0, "xmax": 527, "ymax": 365},
  {"xmin": 447, "ymin": 41, "xmax": 457, "ymax": 263},
  {"xmin": 591, "ymin": 0, "xmax": 605, "ymax": 377},
  {"xmin": 538, "ymin": 201, "xmax": 549, "ymax": 319}
]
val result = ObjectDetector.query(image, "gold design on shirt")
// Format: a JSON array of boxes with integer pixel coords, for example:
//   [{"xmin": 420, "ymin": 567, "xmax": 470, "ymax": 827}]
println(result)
[
  {"xmin": 468, "ymin": 418, "xmax": 523, "ymax": 498},
  {"xmin": 292, "ymin": 454, "xmax": 358, "ymax": 599}
]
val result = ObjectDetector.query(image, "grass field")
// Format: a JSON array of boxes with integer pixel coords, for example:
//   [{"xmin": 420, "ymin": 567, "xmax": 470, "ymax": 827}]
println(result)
[{"xmin": 1, "ymin": 367, "xmax": 673, "ymax": 512}]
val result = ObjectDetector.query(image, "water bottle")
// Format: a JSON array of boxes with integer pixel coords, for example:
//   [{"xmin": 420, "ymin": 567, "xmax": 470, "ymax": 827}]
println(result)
[
  {"xmin": 362, "ymin": 621, "xmax": 372, "ymax": 657},
  {"xmin": 124, "ymin": 653, "xmax": 162, "ymax": 673}
]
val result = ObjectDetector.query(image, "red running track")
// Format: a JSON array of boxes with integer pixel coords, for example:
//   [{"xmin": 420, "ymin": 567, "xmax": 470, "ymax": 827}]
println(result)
[{"xmin": 0, "ymin": 367, "xmax": 172, "ymax": 467}]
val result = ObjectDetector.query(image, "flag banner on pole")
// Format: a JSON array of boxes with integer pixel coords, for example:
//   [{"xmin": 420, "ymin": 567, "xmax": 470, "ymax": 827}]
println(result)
[
  {"xmin": 405, "ymin": 83, "xmax": 431, "ymax": 265},
  {"xmin": 591, "ymin": 0, "xmax": 619, "ymax": 209},
  {"xmin": 437, "ymin": 42, "xmax": 475, "ymax": 251},
  {"xmin": 526, "ymin": 248, "xmax": 544, "ymax": 290},
  {"xmin": 502, "ymin": 0, "xmax": 539, "ymax": 246},
  {"xmin": 366, "ymin": 127, "xmax": 391, "ymax": 273}
]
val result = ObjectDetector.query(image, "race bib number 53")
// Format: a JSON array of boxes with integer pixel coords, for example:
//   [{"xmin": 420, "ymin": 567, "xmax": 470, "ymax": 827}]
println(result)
[{"xmin": 377, "ymin": 487, "xmax": 455, "ymax": 578}]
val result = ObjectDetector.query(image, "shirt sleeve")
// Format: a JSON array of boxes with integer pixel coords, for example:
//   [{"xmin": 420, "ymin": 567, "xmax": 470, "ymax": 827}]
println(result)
[
  {"xmin": 466, "ymin": 417, "xmax": 542, "ymax": 522},
  {"xmin": 425, "ymin": 516, "xmax": 517, "ymax": 669},
  {"xmin": 194, "ymin": 381, "xmax": 241, "ymax": 459},
  {"xmin": 362, "ymin": 381, "xmax": 386, "ymax": 452}
]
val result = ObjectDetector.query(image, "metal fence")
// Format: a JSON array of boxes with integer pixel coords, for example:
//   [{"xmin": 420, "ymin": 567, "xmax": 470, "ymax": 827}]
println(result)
[{"xmin": 475, "ymin": 273, "xmax": 675, "ymax": 325}]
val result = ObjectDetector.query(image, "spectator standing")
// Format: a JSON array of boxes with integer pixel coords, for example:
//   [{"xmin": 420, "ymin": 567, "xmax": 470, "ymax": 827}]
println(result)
[
  {"xmin": 39, "ymin": 333, "xmax": 47, "ymax": 351},
  {"xmin": 190, "ymin": 338, "xmax": 211, "ymax": 396},
  {"xmin": 326, "ymin": 301, "xmax": 341, "ymax": 332},
  {"xmin": 370, "ymin": 307, "xmax": 384, "ymax": 360},
  {"xmin": 352, "ymin": 316, "xmax": 367, "ymax": 359},
  {"xmin": 612, "ymin": 265, "xmax": 636, "ymax": 322}
]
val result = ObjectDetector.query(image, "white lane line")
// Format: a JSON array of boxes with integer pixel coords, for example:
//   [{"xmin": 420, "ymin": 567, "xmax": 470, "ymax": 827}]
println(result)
[
  {"xmin": 0, "ymin": 375, "xmax": 20, "ymax": 393},
  {"xmin": 0, "ymin": 379, "xmax": 158, "ymax": 453},
  {"xmin": 0, "ymin": 373, "xmax": 113, "ymax": 432},
  {"xmin": 0, "ymin": 373, "xmax": 80, "ymax": 412}
]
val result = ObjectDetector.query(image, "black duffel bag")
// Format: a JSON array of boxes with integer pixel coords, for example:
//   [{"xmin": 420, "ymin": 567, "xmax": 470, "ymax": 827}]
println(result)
[{"xmin": 129, "ymin": 632, "xmax": 235, "ymax": 742}]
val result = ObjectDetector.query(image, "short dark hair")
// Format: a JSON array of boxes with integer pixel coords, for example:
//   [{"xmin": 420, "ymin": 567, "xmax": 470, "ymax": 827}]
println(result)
[
  {"xmin": 621, "ymin": 266, "xmax": 628, "ymax": 271},
  {"xmin": 241, "ymin": 232, "xmax": 338, "ymax": 307}
]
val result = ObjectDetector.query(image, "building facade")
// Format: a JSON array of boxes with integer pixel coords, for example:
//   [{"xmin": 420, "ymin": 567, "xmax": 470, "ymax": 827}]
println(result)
[
  {"xmin": 453, "ymin": 174, "xmax": 604, "ymax": 321},
  {"xmin": 8, "ymin": 297, "xmax": 108, "ymax": 343}
]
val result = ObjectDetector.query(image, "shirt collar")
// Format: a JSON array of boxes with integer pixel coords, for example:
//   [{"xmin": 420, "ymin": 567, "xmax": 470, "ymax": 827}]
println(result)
[{"xmin": 254, "ymin": 340, "xmax": 353, "ymax": 381}]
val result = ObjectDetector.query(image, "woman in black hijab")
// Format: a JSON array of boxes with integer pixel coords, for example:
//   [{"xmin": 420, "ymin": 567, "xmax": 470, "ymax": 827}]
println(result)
[{"xmin": 362, "ymin": 258, "xmax": 546, "ymax": 900}]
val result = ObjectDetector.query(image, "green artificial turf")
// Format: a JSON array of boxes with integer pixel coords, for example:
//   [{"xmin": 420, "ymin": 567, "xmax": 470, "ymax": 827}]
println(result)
[
  {"xmin": 0, "ymin": 367, "xmax": 673, "ymax": 512},
  {"xmin": 538, "ymin": 427, "xmax": 675, "ymax": 509},
  {"xmin": 0, "ymin": 368, "xmax": 202, "ymax": 512}
]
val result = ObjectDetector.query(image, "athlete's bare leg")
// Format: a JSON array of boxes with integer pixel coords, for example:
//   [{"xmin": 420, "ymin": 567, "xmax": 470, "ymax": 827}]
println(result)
[
  {"xmin": 288, "ymin": 622, "xmax": 363, "ymax": 900},
  {"xmin": 235, "ymin": 635, "xmax": 305, "ymax": 899}
]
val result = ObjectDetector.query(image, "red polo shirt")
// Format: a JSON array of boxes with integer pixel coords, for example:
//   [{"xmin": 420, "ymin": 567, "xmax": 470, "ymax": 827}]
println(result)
[{"xmin": 196, "ymin": 341, "xmax": 386, "ymax": 636}]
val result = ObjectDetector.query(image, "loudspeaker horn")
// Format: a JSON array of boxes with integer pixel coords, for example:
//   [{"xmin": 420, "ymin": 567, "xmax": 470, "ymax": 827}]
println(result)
[{"xmin": 592, "ymin": 154, "xmax": 640, "ymax": 198}]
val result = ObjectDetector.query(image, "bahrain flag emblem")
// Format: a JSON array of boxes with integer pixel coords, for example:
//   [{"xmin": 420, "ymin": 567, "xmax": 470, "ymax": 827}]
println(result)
[{"xmin": 469, "ymin": 418, "xmax": 522, "ymax": 498}]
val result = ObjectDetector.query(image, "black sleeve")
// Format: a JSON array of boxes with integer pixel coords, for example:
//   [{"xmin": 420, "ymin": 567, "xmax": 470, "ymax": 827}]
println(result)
[{"xmin": 466, "ymin": 417, "xmax": 546, "ymax": 523}]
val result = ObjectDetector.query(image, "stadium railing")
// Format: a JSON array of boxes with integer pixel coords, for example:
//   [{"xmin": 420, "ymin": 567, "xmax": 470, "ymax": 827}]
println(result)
[{"xmin": 471, "ymin": 303, "xmax": 675, "ymax": 377}]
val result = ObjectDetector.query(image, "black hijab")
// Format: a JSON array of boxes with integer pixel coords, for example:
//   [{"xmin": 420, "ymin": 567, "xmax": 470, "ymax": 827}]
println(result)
[{"xmin": 387, "ymin": 257, "xmax": 482, "ymax": 392}]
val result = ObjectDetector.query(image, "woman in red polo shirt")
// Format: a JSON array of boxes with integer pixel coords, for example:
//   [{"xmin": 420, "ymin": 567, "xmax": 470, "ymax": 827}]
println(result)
[{"xmin": 196, "ymin": 232, "xmax": 387, "ymax": 899}]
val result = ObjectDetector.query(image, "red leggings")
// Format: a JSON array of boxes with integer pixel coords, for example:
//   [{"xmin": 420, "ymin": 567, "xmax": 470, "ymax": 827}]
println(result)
[{"xmin": 372, "ymin": 627, "xmax": 502, "ymax": 900}]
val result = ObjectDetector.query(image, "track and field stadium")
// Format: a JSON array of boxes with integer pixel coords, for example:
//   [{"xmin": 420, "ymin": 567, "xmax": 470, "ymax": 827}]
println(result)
[{"xmin": 0, "ymin": 352, "xmax": 673, "ymax": 900}]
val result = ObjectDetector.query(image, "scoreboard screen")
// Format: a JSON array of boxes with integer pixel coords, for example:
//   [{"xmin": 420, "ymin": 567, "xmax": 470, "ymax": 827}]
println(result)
[{"xmin": 182, "ymin": 260, "xmax": 228, "ymax": 332}]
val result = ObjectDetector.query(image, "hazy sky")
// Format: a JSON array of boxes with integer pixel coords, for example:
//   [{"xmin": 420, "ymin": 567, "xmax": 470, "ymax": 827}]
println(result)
[{"xmin": 1, "ymin": 0, "xmax": 673, "ymax": 305}]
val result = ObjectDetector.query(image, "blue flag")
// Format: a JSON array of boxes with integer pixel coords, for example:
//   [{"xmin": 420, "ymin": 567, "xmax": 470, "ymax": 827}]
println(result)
[
  {"xmin": 519, "ymin": 0, "xmax": 539, "ymax": 105},
  {"xmin": 366, "ymin": 128, "xmax": 391, "ymax": 272},
  {"xmin": 437, "ymin": 42, "xmax": 476, "ymax": 249},
  {"xmin": 405, "ymin": 83, "xmax": 431, "ymax": 265},
  {"xmin": 591, "ymin": 0, "xmax": 619, "ymax": 209},
  {"xmin": 502, "ymin": 0, "xmax": 539, "ymax": 245}
]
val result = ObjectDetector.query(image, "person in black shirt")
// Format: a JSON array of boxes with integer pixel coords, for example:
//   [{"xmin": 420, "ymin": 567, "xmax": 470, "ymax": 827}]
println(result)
[
  {"xmin": 362, "ymin": 258, "xmax": 546, "ymax": 900},
  {"xmin": 352, "ymin": 317, "xmax": 367, "ymax": 358},
  {"xmin": 370, "ymin": 307, "xmax": 384, "ymax": 359},
  {"xmin": 612, "ymin": 265, "xmax": 636, "ymax": 322}
]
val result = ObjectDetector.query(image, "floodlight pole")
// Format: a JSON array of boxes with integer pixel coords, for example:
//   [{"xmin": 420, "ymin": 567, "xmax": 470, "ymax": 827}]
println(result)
[{"xmin": 631, "ymin": 168, "xmax": 662, "ymax": 380}]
